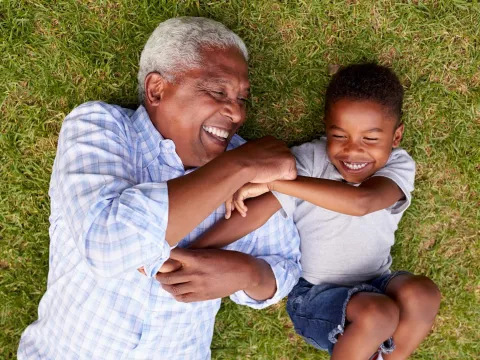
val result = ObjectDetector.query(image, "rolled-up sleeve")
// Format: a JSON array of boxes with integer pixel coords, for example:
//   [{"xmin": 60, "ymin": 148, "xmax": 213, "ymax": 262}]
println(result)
[
  {"xmin": 229, "ymin": 211, "xmax": 301, "ymax": 309},
  {"xmin": 54, "ymin": 104, "xmax": 171, "ymax": 278}
]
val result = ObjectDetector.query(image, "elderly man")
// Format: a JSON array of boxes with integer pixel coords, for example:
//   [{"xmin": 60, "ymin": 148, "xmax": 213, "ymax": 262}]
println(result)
[{"xmin": 18, "ymin": 17, "xmax": 301, "ymax": 359}]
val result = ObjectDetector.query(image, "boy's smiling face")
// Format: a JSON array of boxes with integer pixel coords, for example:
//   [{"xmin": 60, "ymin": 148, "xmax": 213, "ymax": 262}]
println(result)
[{"xmin": 325, "ymin": 99, "xmax": 404, "ymax": 184}]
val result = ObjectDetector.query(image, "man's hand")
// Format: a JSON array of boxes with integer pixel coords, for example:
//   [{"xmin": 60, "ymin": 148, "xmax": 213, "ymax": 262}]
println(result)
[
  {"xmin": 137, "ymin": 258, "xmax": 183, "ymax": 275},
  {"xmin": 156, "ymin": 247, "xmax": 271, "ymax": 302},
  {"xmin": 225, "ymin": 183, "xmax": 271, "ymax": 219},
  {"xmin": 230, "ymin": 136, "xmax": 296, "ymax": 184}
]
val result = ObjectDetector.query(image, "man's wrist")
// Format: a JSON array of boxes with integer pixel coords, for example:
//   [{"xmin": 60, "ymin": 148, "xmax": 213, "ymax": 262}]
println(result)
[
  {"xmin": 223, "ymin": 149, "xmax": 256, "ymax": 184},
  {"xmin": 243, "ymin": 257, "xmax": 276, "ymax": 300}
]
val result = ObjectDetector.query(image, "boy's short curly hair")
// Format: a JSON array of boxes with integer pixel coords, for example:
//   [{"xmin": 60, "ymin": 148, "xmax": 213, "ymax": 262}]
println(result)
[{"xmin": 325, "ymin": 63, "xmax": 404, "ymax": 124}]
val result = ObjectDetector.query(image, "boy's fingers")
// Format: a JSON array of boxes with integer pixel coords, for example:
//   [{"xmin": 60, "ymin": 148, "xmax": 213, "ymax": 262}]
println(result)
[
  {"xmin": 234, "ymin": 192, "xmax": 249, "ymax": 214},
  {"xmin": 225, "ymin": 197, "xmax": 233, "ymax": 219},
  {"xmin": 137, "ymin": 267, "xmax": 146, "ymax": 276},
  {"xmin": 234, "ymin": 200, "xmax": 248, "ymax": 217}
]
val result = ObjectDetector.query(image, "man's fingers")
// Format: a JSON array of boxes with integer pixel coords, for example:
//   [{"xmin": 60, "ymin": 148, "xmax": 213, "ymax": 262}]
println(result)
[
  {"xmin": 281, "ymin": 164, "xmax": 297, "ymax": 180},
  {"xmin": 173, "ymin": 292, "xmax": 213, "ymax": 303},
  {"xmin": 157, "ymin": 259, "xmax": 183, "ymax": 273},
  {"xmin": 156, "ymin": 270, "xmax": 192, "ymax": 285},
  {"xmin": 168, "ymin": 247, "xmax": 196, "ymax": 262},
  {"xmin": 161, "ymin": 282, "xmax": 195, "ymax": 296}
]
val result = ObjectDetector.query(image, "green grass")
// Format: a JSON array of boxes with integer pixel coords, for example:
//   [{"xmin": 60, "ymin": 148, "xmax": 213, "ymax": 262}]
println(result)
[{"xmin": 1, "ymin": 0, "xmax": 479, "ymax": 359}]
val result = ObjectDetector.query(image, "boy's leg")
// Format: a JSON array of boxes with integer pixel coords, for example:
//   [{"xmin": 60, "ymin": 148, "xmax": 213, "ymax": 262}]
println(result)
[
  {"xmin": 382, "ymin": 274, "xmax": 441, "ymax": 360},
  {"xmin": 332, "ymin": 292, "xmax": 400, "ymax": 360}
]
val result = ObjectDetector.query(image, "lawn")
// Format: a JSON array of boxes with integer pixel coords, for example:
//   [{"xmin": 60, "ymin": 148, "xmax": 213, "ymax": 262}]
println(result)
[{"xmin": 1, "ymin": 0, "xmax": 479, "ymax": 359}]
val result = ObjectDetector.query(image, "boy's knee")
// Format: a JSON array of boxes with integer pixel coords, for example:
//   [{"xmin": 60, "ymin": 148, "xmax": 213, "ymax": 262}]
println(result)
[
  {"xmin": 354, "ymin": 295, "xmax": 400, "ymax": 337},
  {"xmin": 396, "ymin": 276, "xmax": 441, "ymax": 321}
]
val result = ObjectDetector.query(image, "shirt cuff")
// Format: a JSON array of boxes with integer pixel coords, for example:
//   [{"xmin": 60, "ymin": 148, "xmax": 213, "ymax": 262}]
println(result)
[
  {"xmin": 116, "ymin": 183, "xmax": 172, "ymax": 276},
  {"xmin": 229, "ymin": 255, "xmax": 300, "ymax": 309}
]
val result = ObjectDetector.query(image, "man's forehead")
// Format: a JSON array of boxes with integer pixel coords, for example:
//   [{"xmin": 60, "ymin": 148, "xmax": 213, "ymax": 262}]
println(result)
[{"xmin": 200, "ymin": 47, "xmax": 248, "ymax": 72}]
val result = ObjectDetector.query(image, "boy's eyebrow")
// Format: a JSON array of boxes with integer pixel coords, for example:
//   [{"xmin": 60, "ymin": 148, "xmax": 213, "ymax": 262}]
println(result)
[
  {"xmin": 364, "ymin": 128, "xmax": 384, "ymax": 133},
  {"xmin": 329, "ymin": 125, "xmax": 384, "ymax": 133}
]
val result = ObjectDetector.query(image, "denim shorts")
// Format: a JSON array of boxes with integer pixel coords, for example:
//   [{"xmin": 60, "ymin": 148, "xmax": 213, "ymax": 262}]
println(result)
[{"xmin": 286, "ymin": 271, "xmax": 410, "ymax": 355}]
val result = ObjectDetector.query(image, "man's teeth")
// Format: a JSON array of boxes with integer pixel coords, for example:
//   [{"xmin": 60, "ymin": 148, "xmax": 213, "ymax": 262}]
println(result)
[
  {"xmin": 203, "ymin": 126, "xmax": 229, "ymax": 139},
  {"xmin": 342, "ymin": 161, "xmax": 368, "ymax": 170}
]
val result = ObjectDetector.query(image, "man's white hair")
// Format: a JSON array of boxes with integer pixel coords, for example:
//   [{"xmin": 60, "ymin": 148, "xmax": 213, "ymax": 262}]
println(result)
[{"xmin": 137, "ymin": 17, "xmax": 248, "ymax": 103}]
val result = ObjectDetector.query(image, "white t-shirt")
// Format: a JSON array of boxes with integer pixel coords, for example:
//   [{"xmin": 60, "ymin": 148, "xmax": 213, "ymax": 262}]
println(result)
[{"xmin": 274, "ymin": 137, "xmax": 415, "ymax": 286}]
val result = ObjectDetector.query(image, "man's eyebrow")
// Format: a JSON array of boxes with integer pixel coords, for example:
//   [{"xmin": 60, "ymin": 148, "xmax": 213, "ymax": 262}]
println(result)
[
  {"xmin": 197, "ymin": 77, "xmax": 230, "ymax": 86},
  {"xmin": 329, "ymin": 125, "xmax": 345, "ymax": 131},
  {"xmin": 197, "ymin": 78, "xmax": 250, "ymax": 95}
]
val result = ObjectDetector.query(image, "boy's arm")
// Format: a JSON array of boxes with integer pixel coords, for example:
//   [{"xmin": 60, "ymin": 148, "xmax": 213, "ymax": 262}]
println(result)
[
  {"xmin": 189, "ymin": 193, "xmax": 282, "ymax": 249},
  {"xmin": 270, "ymin": 175, "xmax": 403, "ymax": 216}
]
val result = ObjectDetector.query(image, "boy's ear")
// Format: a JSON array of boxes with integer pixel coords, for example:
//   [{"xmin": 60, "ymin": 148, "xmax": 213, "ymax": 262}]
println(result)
[
  {"xmin": 145, "ymin": 72, "xmax": 168, "ymax": 106},
  {"xmin": 392, "ymin": 123, "xmax": 404, "ymax": 148}
]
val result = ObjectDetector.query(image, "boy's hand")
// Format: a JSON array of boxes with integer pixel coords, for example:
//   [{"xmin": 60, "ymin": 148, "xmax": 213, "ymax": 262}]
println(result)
[{"xmin": 225, "ymin": 183, "xmax": 271, "ymax": 219}]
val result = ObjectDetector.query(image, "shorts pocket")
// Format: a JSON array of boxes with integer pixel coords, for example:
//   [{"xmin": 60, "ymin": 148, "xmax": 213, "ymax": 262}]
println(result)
[{"xmin": 289, "ymin": 314, "xmax": 336, "ymax": 352}]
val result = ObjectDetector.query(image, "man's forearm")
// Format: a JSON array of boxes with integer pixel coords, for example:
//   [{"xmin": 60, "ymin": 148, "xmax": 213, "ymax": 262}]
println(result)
[{"xmin": 166, "ymin": 151, "xmax": 254, "ymax": 246}]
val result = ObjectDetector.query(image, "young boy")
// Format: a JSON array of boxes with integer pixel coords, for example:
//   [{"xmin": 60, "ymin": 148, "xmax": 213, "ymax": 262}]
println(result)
[{"xmin": 159, "ymin": 64, "xmax": 441, "ymax": 359}]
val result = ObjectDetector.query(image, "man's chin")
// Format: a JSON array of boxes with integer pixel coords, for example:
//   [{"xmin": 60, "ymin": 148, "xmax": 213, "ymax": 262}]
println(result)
[{"xmin": 196, "ymin": 147, "xmax": 228, "ymax": 166}]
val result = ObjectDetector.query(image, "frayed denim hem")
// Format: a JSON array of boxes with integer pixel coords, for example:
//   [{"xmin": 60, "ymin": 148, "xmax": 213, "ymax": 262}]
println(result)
[
  {"xmin": 377, "ymin": 270, "xmax": 411, "ymax": 293},
  {"xmin": 326, "ymin": 283, "xmax": 396, "ymax": 355}
]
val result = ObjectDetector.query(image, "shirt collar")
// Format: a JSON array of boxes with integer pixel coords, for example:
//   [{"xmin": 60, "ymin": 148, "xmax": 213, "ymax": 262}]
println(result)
[
  {"xmin": 131, "ymin": 105, "xmax": 183, "ymax": 170},
  {"xmin": 130, "ymin": 105, "xmax": 246, "ymax": 172}
]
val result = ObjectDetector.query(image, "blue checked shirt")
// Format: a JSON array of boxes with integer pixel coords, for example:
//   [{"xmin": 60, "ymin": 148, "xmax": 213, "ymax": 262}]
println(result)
[{"xmin": 18, "ymin": 102, "xmax": 301, "ymax": 360}]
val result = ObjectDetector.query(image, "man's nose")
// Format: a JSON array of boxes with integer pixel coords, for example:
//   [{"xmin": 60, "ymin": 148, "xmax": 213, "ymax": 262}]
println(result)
[{"xmin": 221, "ymin": 100, "xmax": 245, "ymax": 123}]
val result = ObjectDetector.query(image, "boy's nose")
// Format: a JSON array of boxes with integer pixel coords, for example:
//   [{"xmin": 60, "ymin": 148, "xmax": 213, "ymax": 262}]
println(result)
[{"xmin": 344, "ymin": 140, "xmax": 363, "ymax": 153}]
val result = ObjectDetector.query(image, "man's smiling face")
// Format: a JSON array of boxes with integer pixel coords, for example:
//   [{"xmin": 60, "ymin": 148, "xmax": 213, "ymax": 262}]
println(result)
[
  {"xmin": 145, "ymin": 46, "xmax": 250, "ymax": 168},
  {"xmin": 325, "ymin": 99, "xmax": 404, "ymax": 183}
]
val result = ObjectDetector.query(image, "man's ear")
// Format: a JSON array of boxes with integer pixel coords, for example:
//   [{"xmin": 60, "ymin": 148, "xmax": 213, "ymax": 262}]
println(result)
[
  {"xmin": 145, "ymin": 72, "xmax": 167, "ymax": 106},
  {"xmin": 392, "ymin": 123, "xmax": 404, "ymax": 148}
]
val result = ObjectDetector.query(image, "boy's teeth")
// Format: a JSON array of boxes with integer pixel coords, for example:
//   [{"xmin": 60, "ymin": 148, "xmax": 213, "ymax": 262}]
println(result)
[
  {"xmin": 203, "ymin": 126, "xmax": 229, "ymax": 139},
  {"xmin": 342, "ymin": 161, "xmax": 368, "ymax": 170}
]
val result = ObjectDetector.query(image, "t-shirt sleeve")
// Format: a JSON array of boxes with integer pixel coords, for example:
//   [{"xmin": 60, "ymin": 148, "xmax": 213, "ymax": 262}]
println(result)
[
  {"xmin": 272, "ymin": 142, "xmax": 315, "ymax": 218},
  {"xmin": 372, "ymin": 148, "xmax": 416, "ymax": 214}
]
